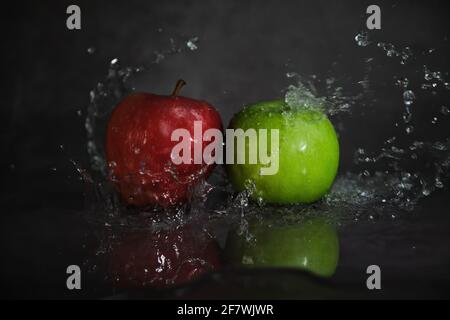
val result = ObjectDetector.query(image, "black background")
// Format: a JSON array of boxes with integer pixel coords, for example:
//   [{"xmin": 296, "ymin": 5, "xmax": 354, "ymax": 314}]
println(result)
[{"xmin": 1, "ymin": 0, "xmax": 450, "ymax": 299}]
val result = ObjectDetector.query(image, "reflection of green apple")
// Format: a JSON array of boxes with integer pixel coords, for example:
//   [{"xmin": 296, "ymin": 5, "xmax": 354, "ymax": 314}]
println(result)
[
  {"xmin": 226, "ymin": 99, "xmax": 339, "ymax": 204},
  {"xmin": 225, "ymin": 217, "xmax": 339, "ymax": 278}
]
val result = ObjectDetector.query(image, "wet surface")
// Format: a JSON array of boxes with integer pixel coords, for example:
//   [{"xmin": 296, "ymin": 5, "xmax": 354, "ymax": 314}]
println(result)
[{"xmin": 2, "ymin": 189, "xmax": 450, "ymax": 299}]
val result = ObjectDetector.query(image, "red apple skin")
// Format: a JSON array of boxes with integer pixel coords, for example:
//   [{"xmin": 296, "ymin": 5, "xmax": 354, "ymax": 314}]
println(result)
[
  {"xmin": 105, "ymin": 89, "xmax": 222, "ymax": 207},
  {"xmin": 107, "ymin": 227, "xmax": 222, "ymax": 289}
]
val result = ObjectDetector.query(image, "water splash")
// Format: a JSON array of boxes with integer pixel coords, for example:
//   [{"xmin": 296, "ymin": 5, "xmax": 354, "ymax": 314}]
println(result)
[
  {"xmin": 72, "ymin": 29, "xmax": 450, "ymax": 291},
  {"xmin": 186, "ymin": 37, "xmax": 199, "ymax": 51},
  {"xmin": 403, "ymin": 90, "xmax": 415, "ymax": 106},
  {"xmin": 280, "ymin": 32, "xmax": 450, "ymax": 216},
  {"xmin": 284, "ymin": 82, "xmax": 326, "ymax": 112},
  {"xmin": 79, "ymin": 30, "xmax": 450, "ymax": 226},
  {"xmin": 355, "ymin": 31, "xmax": 370, "ymax": 47},
  {"xmin": 284, "ymin": 73, "xmax": 362, "ymax": 116}
]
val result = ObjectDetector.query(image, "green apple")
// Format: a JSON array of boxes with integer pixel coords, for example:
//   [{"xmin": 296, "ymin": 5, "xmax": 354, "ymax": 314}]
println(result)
[
  {"xmin": 226, "ymin": 99, "xmax": 339, "ymax": 204},
  {"xmin": 225, "ymin": 216, "xmax": 339, "ymax": 278}
]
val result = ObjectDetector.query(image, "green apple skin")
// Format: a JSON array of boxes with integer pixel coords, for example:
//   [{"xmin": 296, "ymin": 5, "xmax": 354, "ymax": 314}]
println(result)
[
  {"xmin": 225, "ymin": 217, "xmax": 339, "ymax": 278},
  {"xmin": 226, "ymin": 99, "xmax": 339, "ymax": 204}
]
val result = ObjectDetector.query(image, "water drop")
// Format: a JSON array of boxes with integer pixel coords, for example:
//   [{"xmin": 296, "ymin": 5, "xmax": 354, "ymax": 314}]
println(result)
[
  {"xmin": 432, "ymin": 141, "xmax": 448, "ymax": 151},
  {"xmin": 400, "ymin": 47, "xmax": 412, "ymax": 64},
  {"xmin": 286, "ymin": 72, "xmax": 297, "ymax": 78},
  {"xmin": 110, "ymin": 58, "xmax": 119, "ymax": 66},
  {"xmin": 432, "ymin": 71, "xmax": 442, "ymax": 80},
  {"xmin": 424, "ymin": 65, "xmax": 432, "ymax": 80},
  {"xmin": 355, "ymin": 31, "xmax": 370, "ymax": 47},
  {"xmin": 403, "ymin": 110, "xmax": 412, "ymax": 123},
  {"xmin": 403, "ymin": 90, "xmax": 415, "ymax": 106},
  {"xmin": 108, "ymin": 161, "xmax": 117, "ymax": 168},
  {"xmin": 386, "ymin": 136, "xmax": 396, "ymax": 144},
  {"xmin": 395, "ymin": 77, "xmax": 409, "ymax": 88},
  {"xmin": 405, "ymin": 126, "xmax": 414, "ymax": 134},
  {"xmin": 186, "ymin": 37, "xmax": 198, "ymax": 51},
  {"xmin": 87, "ymin": 47, "xmax": 96, "ymax": 54},
  {"xmin": 378, "ymin": 42, "xmax": 398, "ymax": 57},
  {"xmin": 299, "ymin": 143, "xmax": 307, "ymax": 152},
  {"xmin": 441, "ymin": 106, "xmax": 450, "ymax": 115},
  {"xmin": 154, "ymin": 52, "xmax": 164, "ymax": 63}
]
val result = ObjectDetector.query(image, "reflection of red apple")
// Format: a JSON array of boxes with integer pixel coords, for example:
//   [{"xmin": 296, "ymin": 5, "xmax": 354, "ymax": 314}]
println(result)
[
  {"xmin": 107, "ymin": 226, "xmax": 221, "ymax": 289},
  {"xmin": 105, "ymin": 80, "xmax": 223, "ymax": 207}
]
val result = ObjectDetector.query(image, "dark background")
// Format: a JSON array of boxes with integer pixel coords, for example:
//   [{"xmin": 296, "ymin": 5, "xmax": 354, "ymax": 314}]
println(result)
[{"xmin": 1, "ymin": 0, "xmax": 450, "ymax": 299}]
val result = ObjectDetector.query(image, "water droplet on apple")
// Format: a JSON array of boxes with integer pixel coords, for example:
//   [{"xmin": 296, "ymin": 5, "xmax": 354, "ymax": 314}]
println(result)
[
  {"xmin": 299, "ymin": 143, "xmax": 307, "ymax": 152},
  {"xmin": 108, "ymin": 161, "xmax": 117, "ymax": 168}
]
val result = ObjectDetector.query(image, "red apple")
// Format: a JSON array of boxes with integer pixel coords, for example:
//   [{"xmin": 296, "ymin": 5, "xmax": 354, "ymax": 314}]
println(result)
[
  {"xmin": 107, "ymin": 226, "xmax": 222, "ymax": 289},
  {"xmin": 105, "ymin": 80, "xmax": 223, "ymax": 207}
]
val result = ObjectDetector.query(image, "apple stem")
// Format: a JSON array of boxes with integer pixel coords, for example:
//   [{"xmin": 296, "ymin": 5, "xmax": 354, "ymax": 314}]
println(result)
[{"xmin": 171, "ymin": 79, "xmax": 186, "ymax": 96}]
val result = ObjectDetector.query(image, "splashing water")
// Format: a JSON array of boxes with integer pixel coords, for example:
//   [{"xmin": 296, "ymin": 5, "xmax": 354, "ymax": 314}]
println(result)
[
  {"xmin": 186, "ymin": 37, "xmax": 199, "ymax": 51},
  {"xmin": 281, "ymin": 31, "xmax": 450, "ymax": 217},
  {"xmin": 81, "ymin": 31, "xmax": 450, "ymax": 222},
  {"xmin": 355, "ymin": 31, "xmax": 370, "ymax": 47},
  {"xmin": 73, "ymin": 29, "xmax": 450, "ymax": 289},
  {"xmin": 284, "ymin": 82, "xmax": 326, "ymax": 111}
]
